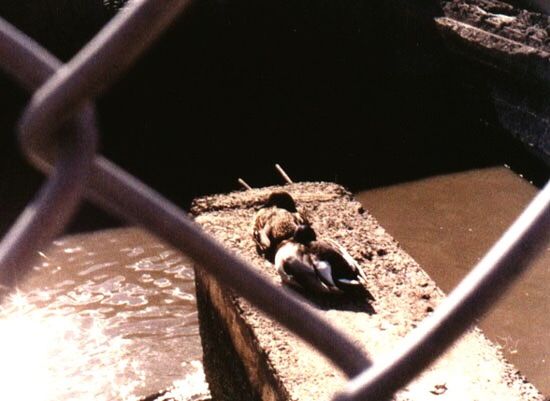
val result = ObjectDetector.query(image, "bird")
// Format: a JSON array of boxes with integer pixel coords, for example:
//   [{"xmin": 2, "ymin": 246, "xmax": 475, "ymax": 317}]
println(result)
[
  {"xmin": 252, "ymin": 191, "xmax": 310, "ymax": 262},
  {"xmin": 275, "ymin": 224, "xmax": 375, "ymax": 301}
]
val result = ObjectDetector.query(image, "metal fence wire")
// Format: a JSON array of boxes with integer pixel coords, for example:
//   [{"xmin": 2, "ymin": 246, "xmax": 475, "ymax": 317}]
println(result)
[{"xmin": 0, "ymin": 1, "xmax": 548, "ymax": 400}]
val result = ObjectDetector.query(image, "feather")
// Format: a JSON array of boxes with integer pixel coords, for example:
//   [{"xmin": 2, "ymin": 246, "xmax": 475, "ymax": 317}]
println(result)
[
  {"xmin": 274, "ymin": 225, "xmax": 375, "ymax": 301},
  {"xmin": 252, "ymin": 192, "xmax": 309, "ymax": 262}
]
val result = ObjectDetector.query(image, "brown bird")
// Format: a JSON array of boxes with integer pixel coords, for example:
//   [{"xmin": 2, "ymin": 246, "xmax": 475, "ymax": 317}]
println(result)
[
  {"xmin": 275, "ymin": 225, "xmax": 375, "ymax": 301},
  {"xmin": 252, "ymin": 191, "xmax": 310, "ymax": 262}
]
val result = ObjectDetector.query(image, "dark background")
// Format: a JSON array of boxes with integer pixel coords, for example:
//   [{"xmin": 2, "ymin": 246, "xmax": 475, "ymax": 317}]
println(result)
[{"xmin": 0, "ymin": 0, "xmax": 547, "ymax": 234}]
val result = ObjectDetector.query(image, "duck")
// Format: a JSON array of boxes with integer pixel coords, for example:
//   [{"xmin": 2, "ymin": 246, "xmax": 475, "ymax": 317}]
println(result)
[
  {"xmin": 252, "ymin": 191, "xmax": 310, "ymax": 262},
  {"xmin": 275, "ymin": 225, "xmax": 375, "ymax": 301}
]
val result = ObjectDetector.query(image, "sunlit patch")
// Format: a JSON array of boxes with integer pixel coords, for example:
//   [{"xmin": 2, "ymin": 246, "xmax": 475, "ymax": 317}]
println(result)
[
  {"xmin": 120, "ymin": 246, "xmax": 145, "ymax": 257},
  {"xmin": 0, "ymin": 292, "xmax": 147, "ymax": 401},
  {"xmin": 1, "ymin": 229, "xmax": 209, "ymax": 400},
  {"xmin": 63, "ymin": 246, "xmax": 83, "ymax": 254},
  {"xmin": 129, "ymin": 258, "xmax": 165, "ymax": 271},
  {"xmin": 162, "ymin": 287, "xmax": 195, "ymax": 302},
  {"xmin": 140, "ymin": 274, "xmax": 155, "ymax": 283},
  {"xmin": 103, "ymin": 292, "xmax": 149, "ymax": 307},
  {"xmin": 56, "ymin": 290, "xmax": 105, "ymax": 306},
  {"xmin": 170, "ymin": 265, "xmax": 195, "ymax": 281},
  {"xmin": 155, "ymin": 361, "xmax": 210, "ymax": 401},
  {"xmin": 54, "ymin": 279, "xmax": 76, "ymax": 288},
  {"xmin": 38, "ymin": 251, "xmax": 50, "ymax": 259},
  {"xmin": 25, "ymin": 289, "xmax": 54, "ymax": 304},
  {"xmin": 78, "ymin": 262, "xmax": 119, "ymax": 276},
  {"xmin": 153, "ymin": 278, "xmax": 172, "ymax": 288},
  {"xmin": 9, "ymin": 290, "xmax": 29, "ymax": 308},
  {"xmin": 164, "ymin": 256, "xmax": 185, "ymax": 267},
  {"xmin": 128, "ymin": 251, "xmax": 178, "ymax": 272}
]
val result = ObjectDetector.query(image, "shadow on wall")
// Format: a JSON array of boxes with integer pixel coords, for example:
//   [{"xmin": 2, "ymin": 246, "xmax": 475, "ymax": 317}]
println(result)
[{"xmin": 0, "ymin": 0, "xmax": 546, "ymax": 235}]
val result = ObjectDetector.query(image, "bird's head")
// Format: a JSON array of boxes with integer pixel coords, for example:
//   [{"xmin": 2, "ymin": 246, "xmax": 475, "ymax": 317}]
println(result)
[
  {"xmin": 264, "ymin": 191, "xmax": 297, "ymax": 212},
  {"xmin": 293, "ymin": 224, "xmax": 316, "ymax": 244}
]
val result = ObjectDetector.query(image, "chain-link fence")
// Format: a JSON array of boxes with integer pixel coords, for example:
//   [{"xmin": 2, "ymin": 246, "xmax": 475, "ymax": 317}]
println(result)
[{"xmin": 0, "ymin": 1, "xmax": 548, "ymax": 399}]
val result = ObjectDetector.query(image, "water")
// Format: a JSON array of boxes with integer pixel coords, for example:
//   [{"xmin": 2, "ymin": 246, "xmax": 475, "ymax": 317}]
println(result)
[
  {"xmin": 356, "ymin": 165, "xmax": 550, "ymax": 395},
  {"xmin": 0, "ymin": 228, "xmax": 209, "ymax": 401}
]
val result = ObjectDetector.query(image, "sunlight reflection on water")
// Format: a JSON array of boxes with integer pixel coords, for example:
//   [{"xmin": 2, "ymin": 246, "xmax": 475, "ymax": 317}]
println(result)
[
  {"xmin": 0, "ymin": 228, "xmax": 209, "ymax": 401},
  {"xmin": 0, "ymin": 293, "xmax": 146, "ymax": 401}
]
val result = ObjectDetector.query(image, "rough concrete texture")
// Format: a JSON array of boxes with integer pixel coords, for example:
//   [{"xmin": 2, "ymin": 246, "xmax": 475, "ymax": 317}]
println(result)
[
  {"xmin": 191, "ymin": 182, "xmax": 544, "ymax": 401},
  {"xmin": 434, "ymin": 14, "xmax": 550, "ymax": 86},
  {"xmin": 435, "ymin": 0, "xmax": 550, "ymax": 166},
  {"xmin": 435, "ymin": 13, "xmax": 550, "ymax": 165},
  {"xmin": 442, "ymin": 0, "xmax": 550, "ymax": 53}
]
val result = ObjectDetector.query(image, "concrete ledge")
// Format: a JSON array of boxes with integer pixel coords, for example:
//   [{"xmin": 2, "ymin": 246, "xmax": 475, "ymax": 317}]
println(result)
[
  {"xmin": 434, "ymin": 1, "xmax": 550, "ymax": 165},
  {"xmin": 435, "ymin": 16, "xmax": 550, "ymax": 83},
  {"xmin": 191, "ymin": 182, "xmax": 544, "ymax": 401}
]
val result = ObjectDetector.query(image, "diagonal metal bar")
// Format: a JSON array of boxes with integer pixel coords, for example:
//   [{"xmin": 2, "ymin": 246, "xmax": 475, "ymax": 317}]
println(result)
[
  {"xmin": 0, "ymin": 2, "xmax": 373, "ymax": 377},
  {"xmin": 0, "ymin": 17, "xmax": 61, "ymax": 91},
  {"xmin": 0, "ymin": 107, "xmax": 98, "ymax": 291},
  {"xmin": 333, "ymin": 180, "xmax": 550, "ymax": 401},
  {"xmin": 0, "ymin": 16, "xmax": 68, "ymax": 173},
  {"xmin": 0, "ymin": 17, "xmax": 98, "ymax": 294},
  {"xmin": 18, "ymin": 0, "xmax": 193, "ymax": 161}
]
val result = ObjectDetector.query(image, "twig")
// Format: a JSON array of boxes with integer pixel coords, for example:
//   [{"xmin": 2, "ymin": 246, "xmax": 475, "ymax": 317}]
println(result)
[
  {"xmin": 275, "ymin": 163, "xmax": 293, "ymax": 184},
  {"xmin": 238, "ymin": 178, "xmax": 252, "ymax": 190}
]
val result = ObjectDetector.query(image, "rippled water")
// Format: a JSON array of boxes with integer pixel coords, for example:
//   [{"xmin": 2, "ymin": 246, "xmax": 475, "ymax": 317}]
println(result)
[{"xmin": 0, "ymin": 227, "xmax": 209, "ymax": 401}]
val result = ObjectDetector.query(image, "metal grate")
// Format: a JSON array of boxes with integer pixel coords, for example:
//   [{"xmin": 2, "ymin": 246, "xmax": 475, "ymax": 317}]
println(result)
[{"xmin": 0, "ymin": 1, "xmax": 548, "ymax": 399}]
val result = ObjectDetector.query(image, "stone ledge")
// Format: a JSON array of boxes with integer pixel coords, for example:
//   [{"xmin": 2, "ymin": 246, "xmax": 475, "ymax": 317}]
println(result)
[
  {"xmin": 435, "ymin": 16, "xmax": 550, "ymax": 83},
  {"xmin": 192, "ymin": 182, "xmax": 543, "ymax": 401}
]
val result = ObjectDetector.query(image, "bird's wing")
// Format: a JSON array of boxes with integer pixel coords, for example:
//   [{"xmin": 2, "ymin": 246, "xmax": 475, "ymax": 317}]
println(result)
[
  {"xmin": 313, "ymin": 239, "xmax": 375, "ymax": 300},
  {"xmin": 294, "ymin": 210, "xmax": 311, "ymax": 226},
  {"xmin": 325, "ymin": 238, "xmax": 368, "ymax": 282},
  {"xmin": 281, "ymin": 258, "xmax": 330, "ymax": 294},
  {"xmin": 275, "ymin": 243, "xmax": 330, "ymax": 294},
  {"xmin": 253, "ymin": 210, "xmax": 273, "ymax": 251},
  {"xmin": 313, "ymin": 259, "xmax": 337, "ymax": 288}
]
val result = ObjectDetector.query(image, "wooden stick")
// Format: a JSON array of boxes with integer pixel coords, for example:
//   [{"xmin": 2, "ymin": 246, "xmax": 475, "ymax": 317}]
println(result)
[
  {"xmin": 275, "ymin": 164, "xmax": 293, "ymax": 184},
  {"xmin": 238, "ymin": 178, "xmax": 253, "ymax": 190}
]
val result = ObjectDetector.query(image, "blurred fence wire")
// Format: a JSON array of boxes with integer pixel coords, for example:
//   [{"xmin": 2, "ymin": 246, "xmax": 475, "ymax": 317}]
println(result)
[{"xmin": 0, "ymin": 1, "xmax": 548, "ymax": 399}]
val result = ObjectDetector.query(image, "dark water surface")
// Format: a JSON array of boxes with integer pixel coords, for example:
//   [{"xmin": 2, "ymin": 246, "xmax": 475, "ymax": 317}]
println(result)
[
  {"xmin": 357, "ymin": 166, "xmax": 549, "ymax": 395},
  {"xmin": 0, "ymin": 228, "xmax": 209, "ymax": 401}
]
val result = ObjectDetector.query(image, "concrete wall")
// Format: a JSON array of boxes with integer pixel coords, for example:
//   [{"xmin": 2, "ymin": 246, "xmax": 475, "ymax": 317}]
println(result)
[{"xmin": 437, "ymin": 1, "xmax": 550, "ymax": 166}]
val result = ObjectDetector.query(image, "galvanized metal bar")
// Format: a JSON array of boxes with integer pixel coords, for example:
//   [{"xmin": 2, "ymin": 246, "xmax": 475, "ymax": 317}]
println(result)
[
  {"xmin": 0, "ymin": 16, "xmax": 84, "ymax": 173},
  {"xmin": 0, "ymin": 17, "xmax": 61, "ymax": 91},
  {"xmin": 334, "ymin": 180, "xmax": 550, "ymax": 401},
  {"xmin": 0, "ymin": 106, "xmax": 98, "ymax": 292},
  {"xmin": 0, "ymin": 17, "xmax": 98, "ymax": 295}
]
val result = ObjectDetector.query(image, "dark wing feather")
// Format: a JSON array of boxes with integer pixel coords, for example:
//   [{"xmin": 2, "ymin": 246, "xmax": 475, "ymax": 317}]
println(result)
[
  {"xmin": 280, "ymin": 256, "xmax": 329, "ymax": 294},
  {"xmin": 252, "ymin": 209, "xmax": 273, "ymax": 254},
  {"xmin": 310, "ymin": 240, "xmax": 375, "ymax": 301}
]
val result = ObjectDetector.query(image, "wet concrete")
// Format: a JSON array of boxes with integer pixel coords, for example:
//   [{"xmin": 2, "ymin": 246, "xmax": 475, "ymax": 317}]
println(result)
[{"xmin": 356, "ymin": 166, "xmax": 550, "ymax": 395}]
